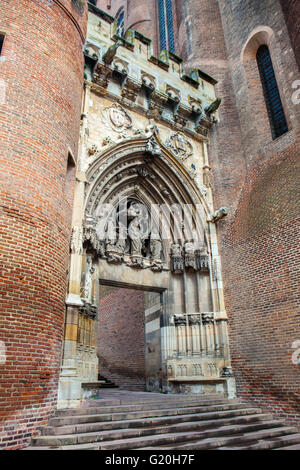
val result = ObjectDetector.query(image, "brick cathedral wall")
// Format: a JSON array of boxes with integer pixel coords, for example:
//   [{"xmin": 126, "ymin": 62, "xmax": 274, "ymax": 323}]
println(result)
[
  {"xmin": 0, "ymin": 0, "xmax": 87, "ymax": 449},
  {"xmin": 98, "ymin": 287, "xmax": 146, "ymax": 390},
  {"xmin": 215, "ymin": 0, "xmax": 300, "ymax": 424},
  {"xmin": 175, "ymin": 0, "xmax": 300, "ymax": 423},
  {"xmin": 222, "ymin": 144, "xmax": 300, "ymax": 424},
  {"xmin": 279, "ymin": 0, "xmax": 300, "ymax": 70}
]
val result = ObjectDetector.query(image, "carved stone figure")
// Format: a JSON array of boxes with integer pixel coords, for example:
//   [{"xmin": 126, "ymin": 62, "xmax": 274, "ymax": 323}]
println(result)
[
  {"xmin": 150, "ymin": 231, "xmax": 163, "ymax": 272},
  {"xmin": 184, "ymin": 241, "xmax": 196, "ymax": 270},
  {"xmin": 83, "ymin": 258, "xmax": 95, "ymax": 303},
  {"xmin": 84, "ymin": 218, "xmax": 105, "ymax": 257},
  {"xmin": 145, "ymin": 120, "xmax": 160, "ymax": 138},
  {"xmin": 70, "ymin": 226, "xmax": 83, "ymax": 255},
  {"xmin": 145, "ymin": 137, "xmax": 161, "ymax": 160},
  {"xmin": 171, "ymin": 243, "xmax": 184, "ymax": 273}
]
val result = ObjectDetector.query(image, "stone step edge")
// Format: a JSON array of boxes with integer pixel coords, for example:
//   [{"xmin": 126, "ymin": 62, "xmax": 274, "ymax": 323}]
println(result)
[
  {"xmin": 42, "ymin": 411, "xmax": 273, "ymax": 436},
  {"xmin": 49, "ymin": 405, "xmax": 260, "ymax": 426},
  {"xmin": 33, "ymin": 419, "xmax": 284, "ymax": 446}
]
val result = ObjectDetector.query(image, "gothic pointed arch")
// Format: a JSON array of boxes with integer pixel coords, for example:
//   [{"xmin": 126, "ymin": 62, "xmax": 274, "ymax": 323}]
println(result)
[{"xmin": 83, "ymin": 134, "xmax": 211, "ymax": 271}]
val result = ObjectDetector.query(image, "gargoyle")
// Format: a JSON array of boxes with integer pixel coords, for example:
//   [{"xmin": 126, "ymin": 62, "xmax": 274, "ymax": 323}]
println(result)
[
  {"xmin": 102, "ymin": 40, "xmax": 122, "ymax": 65},
  {"xmin": 211, "ymin": 207, "xmax": 229, "ymax": 222},
  {"xmin": 205, "ymin": 98, "xmax": 222, "ymax": 116}
]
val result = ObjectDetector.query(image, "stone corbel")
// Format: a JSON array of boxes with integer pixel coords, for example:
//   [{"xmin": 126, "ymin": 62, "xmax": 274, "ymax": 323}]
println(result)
[
  {"xmin": 92, "ymin": 63, "xmax": 113, "ymax": 89},
  {"xmin": 113, "ymin": 57, "xmax": 129, "ymax": 76},
  {"xmin": 141, "ymin": 72, "xmax": 156, "ymax": 92},
  {"xmin": 148, "ymin": 91, "xmax": 168, "ymax": 120},
  {"xmin": 121, "ymin": 77, "xmax": 141, "ymax": 103},
  {"xmin": 188, "ymin": 96, "xmax": 203, "ymax": 115},
  {"xmin": 166, "ymin": 85, "xmax": 181, "ymax": 104}
]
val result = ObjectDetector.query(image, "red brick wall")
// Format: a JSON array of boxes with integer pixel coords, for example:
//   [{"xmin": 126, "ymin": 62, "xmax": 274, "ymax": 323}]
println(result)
[
  {"xmin": 0, "ymin": 0, "xmax": 87, "ymax": 449},
  {"xmin": 222, "ymin": 144, "xmax": 300, "ymax": 424},
  {"xmin": 280, "ymin": 0, "xmax": 300, "ymax": 69},
  {"xmin": 175, "ymin": 0, "xmax": 300, "ymax": 424},
  {"xmin": 215, "ymin": 0, "xmax": 300, "ymax": 424},
  {"xmin": 98, "ymin": 287, "xmax": 146, "ymax": 390}
]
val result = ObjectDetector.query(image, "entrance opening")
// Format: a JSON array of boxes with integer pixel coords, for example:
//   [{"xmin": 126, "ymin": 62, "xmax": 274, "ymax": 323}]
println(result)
[{"xmin": 97, "ymin": 284, "xmax": 162, "ymax": 391}]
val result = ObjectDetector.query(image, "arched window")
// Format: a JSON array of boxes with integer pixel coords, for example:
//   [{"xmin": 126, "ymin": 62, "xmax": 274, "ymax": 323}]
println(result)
[
  {"xmin": 158, "ymin": 0, "xmax": 175, "ymax": 53},
  {"xmin": 116, "ymin": 8, "xmax": 125, "ymax": 38},
  {"xmin": 256, "ymin": 45, "xmax": 288, "ymax": 139}
]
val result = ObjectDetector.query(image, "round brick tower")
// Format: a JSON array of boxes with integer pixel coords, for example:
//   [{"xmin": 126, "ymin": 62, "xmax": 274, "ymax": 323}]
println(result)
[{"xmin": 0, "ymin": 0, "xmax": 87, "ymax": 449}]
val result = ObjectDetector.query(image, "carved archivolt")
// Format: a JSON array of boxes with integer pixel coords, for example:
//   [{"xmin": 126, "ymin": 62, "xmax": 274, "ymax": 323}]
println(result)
[{"xmin": 82, "ymin": 137, "xmax": 211, "ymax": 271}]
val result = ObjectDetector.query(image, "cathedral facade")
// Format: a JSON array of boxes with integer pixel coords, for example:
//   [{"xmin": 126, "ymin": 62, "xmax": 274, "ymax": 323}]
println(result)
[{"xmin": 0, "ymin": 0, "xmax": 299, "ymax": 449}]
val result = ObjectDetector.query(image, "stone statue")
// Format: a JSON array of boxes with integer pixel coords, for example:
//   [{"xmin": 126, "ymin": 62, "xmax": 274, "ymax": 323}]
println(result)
[
  {"xmin": 171, "ymin": 243, "xmax": 184, "ymax": 273},
  {"xmin": 84, "ymin": 258, "xmax": 95, "ymax": 303},
  {"xmin": 150, "ymin": 232, "xmax": 162, "ymax": 260},
  {"xmin": 150, "ymin": 231, "xmax": 163, "ymax": 272},
  {"xmin": 184, "ymin": 240, "xmax": 196, "ymax": 270}
]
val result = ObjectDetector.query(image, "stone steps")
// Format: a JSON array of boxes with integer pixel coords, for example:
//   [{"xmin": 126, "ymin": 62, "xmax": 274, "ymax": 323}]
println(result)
[
  {"xmin": 27, "ymin": 394, "xmax": 300, "ymax": 450},
  {"xmin": 42, "ymin": 404, "xmax": 259, "ymax": 436},
  {"xmin": 48, "ymin": 404, "xmax": 262, "ymax": 427},
  {"xmin": 55, "ymin": 397, "xmax": 234, "ymax": 417},
  {"xmin": 35, "ymin": 413, "xmax": 277, "ymax": 446},
  {"xmin": 138, "ymin": 426, "xmax": 299, "ymax": 451}
]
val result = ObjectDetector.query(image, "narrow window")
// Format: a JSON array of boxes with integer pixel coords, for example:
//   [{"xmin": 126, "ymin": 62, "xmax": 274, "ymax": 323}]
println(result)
[
  {"xmin": 116, "ymin": 8, "xmax": 125, "ymax": 38},
  {"xmin": 65, "ymin": 153, "xmax": 76, "ymax": 207},
  {"xmin": 256, "ymin": 45, "xmax": 288, "ymax": 139},
  {"xmin": 0, "ymin": 34, "xmax": 5, "ymax": 55},
  {"xmin": 158, "ymin": 0, "xmax": 175, "ymax": 53}
]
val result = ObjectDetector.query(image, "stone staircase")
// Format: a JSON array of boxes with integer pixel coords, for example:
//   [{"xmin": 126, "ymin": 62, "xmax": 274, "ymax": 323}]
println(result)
[{"xmin": 26, "ymin": 391, "xmax": 300, "ymax": 450}]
